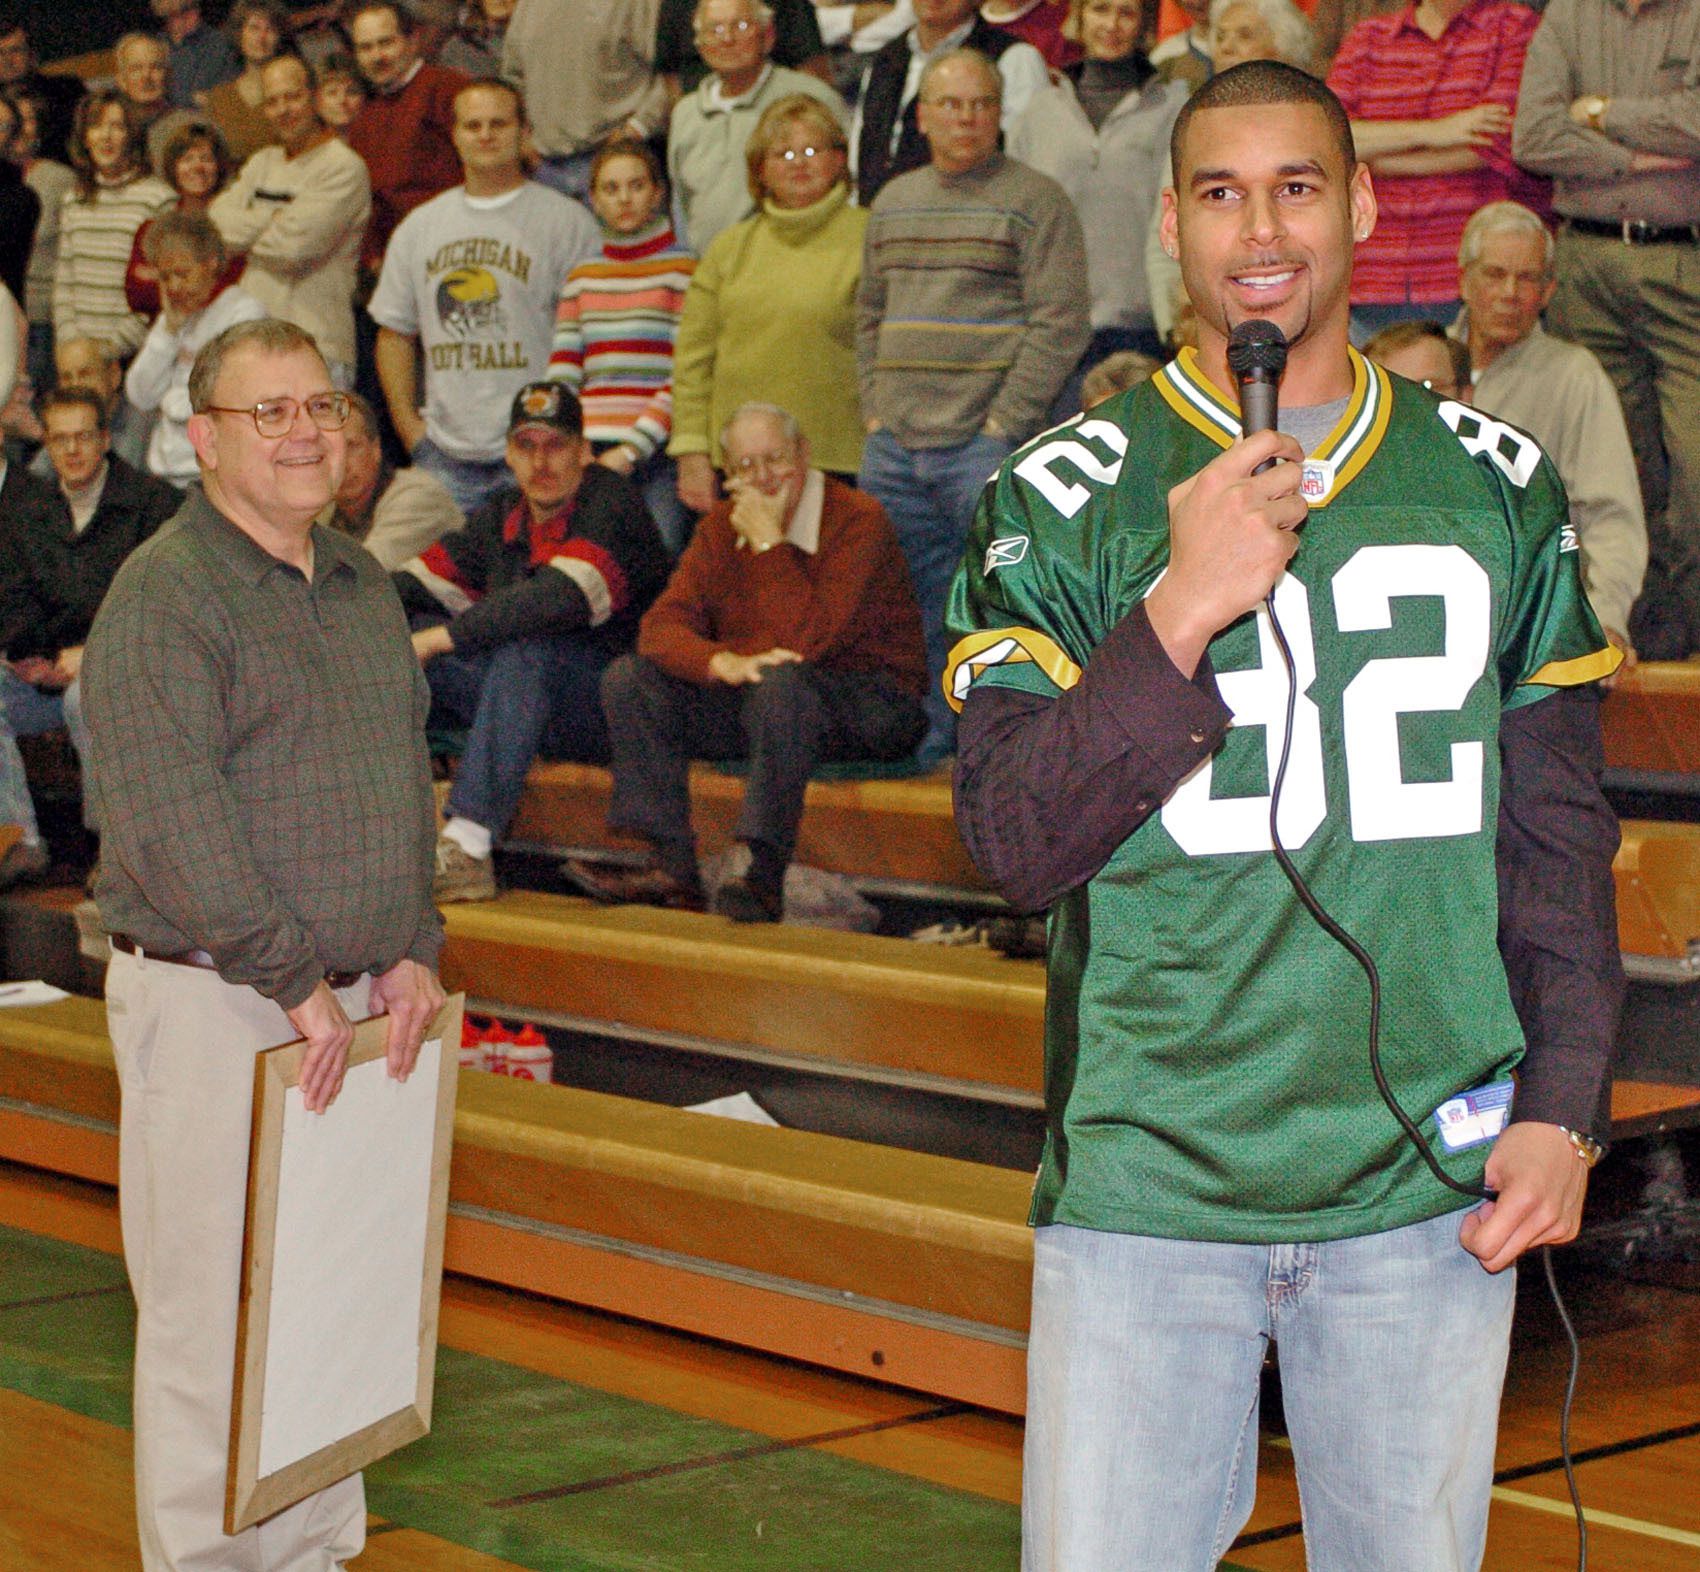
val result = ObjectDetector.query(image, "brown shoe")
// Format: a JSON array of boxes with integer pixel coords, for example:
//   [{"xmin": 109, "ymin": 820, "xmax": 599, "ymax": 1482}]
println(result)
[
  {"xmin": 434, "ymin": 834, "xmax": 497, "ymax": 903},
  {"xmin": 711, "ymin": 875, "xmax": 783, "ymax": 924},
  {"xmin": 560, "ymin": 857, "xmax": 706, "ymax": 912}
]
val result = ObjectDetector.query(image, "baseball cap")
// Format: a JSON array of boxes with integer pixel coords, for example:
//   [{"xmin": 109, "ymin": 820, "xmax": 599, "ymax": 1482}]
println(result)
[{"xmin": 507, "ymin": 382, "xmax": 584, "ymax": 437}]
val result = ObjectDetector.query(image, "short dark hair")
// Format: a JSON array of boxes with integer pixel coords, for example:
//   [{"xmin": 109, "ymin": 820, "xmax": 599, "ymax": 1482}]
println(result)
[
  {"xmin": 453, "ymin": 75, "xmax": 523, "ymax": 124},
  {"xmin": 1363, "ymin": 319, "xmax": 1470, "ymax": 391},
  {"xmin": 346, "ymin": 0, "xmax": 414, "ymax": 34},
  {"xmin": 38, "ymin": 385, "xmax": 110, "ymax": 430},
  {"xmin": 1170, "ymin": 59, "xmax": 1354, "ymax": 179}
]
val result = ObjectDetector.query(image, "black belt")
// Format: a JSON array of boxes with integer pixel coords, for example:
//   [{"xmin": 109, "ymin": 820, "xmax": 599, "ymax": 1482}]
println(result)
[
  {"xmin": 110, "ymin": 934, "xmax": 365, "ymax": 990},
  {"xmin": 1565, "ymin": 215, "xmax": 1700, "ymax": 246}
]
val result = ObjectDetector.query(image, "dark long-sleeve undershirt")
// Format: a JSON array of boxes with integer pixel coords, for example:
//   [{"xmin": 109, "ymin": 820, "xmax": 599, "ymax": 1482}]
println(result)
[{"xmin": 954, "ymin": 602, "xmax": 1623, "ymax": 1140}]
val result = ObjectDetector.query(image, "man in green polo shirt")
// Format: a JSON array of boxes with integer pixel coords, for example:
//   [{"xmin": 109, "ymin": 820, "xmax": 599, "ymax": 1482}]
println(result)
[{"xmin": 83, "ymin": 317, "xmax": 446, "ymax": 1572}]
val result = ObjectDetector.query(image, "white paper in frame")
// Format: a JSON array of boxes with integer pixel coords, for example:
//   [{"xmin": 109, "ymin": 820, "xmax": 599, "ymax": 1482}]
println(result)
[{"xmin": 226, "ymin": 994, "xmax": 464, "ymax": 1534}]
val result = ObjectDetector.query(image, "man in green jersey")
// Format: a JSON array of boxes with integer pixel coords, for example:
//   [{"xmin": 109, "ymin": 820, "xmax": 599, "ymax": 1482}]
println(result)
[{"xmin": 946, "ymin": 62, "xmax": 1623, "ymax": 1571}]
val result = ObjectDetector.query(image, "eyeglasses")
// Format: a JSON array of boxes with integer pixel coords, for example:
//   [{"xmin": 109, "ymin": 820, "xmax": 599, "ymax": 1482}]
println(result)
[
  {"xmin": 766, "ymin": 143, "xmax": 837, "ymax": 163},
  {"xmin": 695, "ymin": 17, "xmax": 758, "ymax": 39},
  {"xmin": 730, "ymin": 449, "xmax": 798, "ymax": 478},
  {"xmin": 202, "ymin": 392, "xmax": 352, "ymax": 438},
  {"xmin": 923, "ymin": 94, "xmax": 1000, "ymax": 116}
]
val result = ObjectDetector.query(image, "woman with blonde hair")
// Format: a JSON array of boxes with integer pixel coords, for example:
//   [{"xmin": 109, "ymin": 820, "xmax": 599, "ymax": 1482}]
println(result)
[{"xmin": 669, "ymin": 93, "xmax": 866, "ymax": 512}]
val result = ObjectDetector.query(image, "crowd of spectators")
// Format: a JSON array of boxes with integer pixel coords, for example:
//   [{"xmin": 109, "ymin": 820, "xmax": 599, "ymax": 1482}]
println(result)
[{"xmin": 0, "ymin": 0, "xmax": 1688, "ymax": 906}]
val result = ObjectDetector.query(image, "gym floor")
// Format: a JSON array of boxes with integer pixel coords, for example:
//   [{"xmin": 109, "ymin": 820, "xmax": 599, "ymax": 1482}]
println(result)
[{"xmin": 2, "ymin": 1156, "xmax": 1697, "ymax": 1571}]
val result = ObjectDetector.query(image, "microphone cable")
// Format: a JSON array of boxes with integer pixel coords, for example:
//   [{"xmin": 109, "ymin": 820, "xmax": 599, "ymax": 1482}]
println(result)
[{"xmin": 1260, "ymin": 588, "xmax": 1588, "ymax": 1571}]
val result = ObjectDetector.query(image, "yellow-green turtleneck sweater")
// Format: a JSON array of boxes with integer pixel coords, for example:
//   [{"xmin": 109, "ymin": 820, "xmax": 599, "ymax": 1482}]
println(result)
[{"xmin": 668, "ymin": 182, "xmax": 867, "ymax": 474}]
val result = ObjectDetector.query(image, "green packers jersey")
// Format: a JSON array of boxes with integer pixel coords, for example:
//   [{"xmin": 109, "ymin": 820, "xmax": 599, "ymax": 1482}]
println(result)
[{"xmin": 945, "ymin": 347, "xmax": 1619, "ymax": 1244}]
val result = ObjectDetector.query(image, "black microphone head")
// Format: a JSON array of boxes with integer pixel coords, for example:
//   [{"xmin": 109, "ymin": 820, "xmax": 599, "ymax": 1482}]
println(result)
[{"xmin": 1226, "ymin": 319, "xmax": 1289, "ymax": 381}]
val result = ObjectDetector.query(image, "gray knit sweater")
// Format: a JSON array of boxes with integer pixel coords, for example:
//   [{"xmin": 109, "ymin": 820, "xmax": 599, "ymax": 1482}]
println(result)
[{"xmin": 856, "ymin": 151, "xmax": 1091, "ymax": 450}]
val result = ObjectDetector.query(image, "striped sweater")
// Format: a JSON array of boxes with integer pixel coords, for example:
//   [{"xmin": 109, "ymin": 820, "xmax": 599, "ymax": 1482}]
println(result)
[
  {"xmin": 547, "ymin": 220, "xmax": 696, "ymax": 463},
  {"xmin": 52, "ymin": 174, "xmax": 176, "ymax": 356}
]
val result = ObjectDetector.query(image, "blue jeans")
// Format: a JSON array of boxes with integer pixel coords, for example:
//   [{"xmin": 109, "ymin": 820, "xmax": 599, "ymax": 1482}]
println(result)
[
  {"xmin": 1022, "ymin": 1208, "xmax": 1514, "ymax": 1572},
  {"xmin": 858, "ymin": 426, "xmax": 1012, "ymax": 761},
  {"xmin": 0, "ymin": 669, "xmax": 92, "ymax": 841},
  {"xmin": 532, "ymin": 151, "xmax": 595, "ymax": 204},
  {"xmin": 411, "ymin": 436, "xmax": 512, "ymax": 516},
  {"xmin": 426, "ymin": 633, "xmax": 613, "ymax": 837}
]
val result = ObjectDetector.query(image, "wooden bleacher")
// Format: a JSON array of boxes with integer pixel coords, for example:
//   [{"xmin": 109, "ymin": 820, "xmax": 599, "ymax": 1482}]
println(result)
[
  {"xmin": 0, "ymin": 995, "xmax": 1032, "ymax": 1411},
  {"xmin": 506, "ymin": 761, "xmax": 992, "ymax": 895},
  {"xmin": 439, "ymin": 890, "xmax": 1045, "ymax": 1102},
  {"xmin": 1600, "ymin": 659, "xmax": 1700, "ymax": 780},
  {"xmin": 4, "ymin": 995, "xmax": 1696, "ymax": 1418}
]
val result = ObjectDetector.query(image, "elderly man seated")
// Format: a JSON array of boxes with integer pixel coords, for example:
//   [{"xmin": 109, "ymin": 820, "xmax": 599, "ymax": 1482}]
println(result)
[
  {"xmin": 1450, "ymin": 201, "xmax": 1648, "ymax": 666},
  {"xmin": 327, "ymin": 392, "xmax": 463, "ymax": 570},
  {"xmin": 566, "ymin": 401, "xmax": 926, "ymax": 923},
  {"xmin": 396, "ymin": 381, "xmax": 669, "ymax": 903}
]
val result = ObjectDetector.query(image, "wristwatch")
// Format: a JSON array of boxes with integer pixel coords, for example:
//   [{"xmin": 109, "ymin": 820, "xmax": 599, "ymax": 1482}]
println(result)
[
  {"xmin": 1582, "ymin": 95, "xmax": 1609, "ymax": 131},
  {"xmin": 1556, "ymin": 1126, "xmax": 1604, "ymax": 1167}
]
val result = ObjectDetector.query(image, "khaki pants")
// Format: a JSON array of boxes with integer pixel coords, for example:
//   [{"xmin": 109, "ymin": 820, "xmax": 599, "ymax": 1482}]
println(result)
[
  {"xmin": 107, "ymin": 948, "xmax": 369, "ymax": 1572},
  {"xmin": 1548, "ymin": 226, "xmax": 1700, "ymax": 649}
]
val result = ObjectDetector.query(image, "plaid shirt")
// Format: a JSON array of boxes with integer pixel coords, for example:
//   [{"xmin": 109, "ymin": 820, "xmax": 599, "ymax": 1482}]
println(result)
[
  {"xmin": 1329, "ymin": 0, "xmax": 1552, "ymax": 305},
  {"xmin": 83, "ymin": 489, "xmax": 443, "ymax": 1009}
]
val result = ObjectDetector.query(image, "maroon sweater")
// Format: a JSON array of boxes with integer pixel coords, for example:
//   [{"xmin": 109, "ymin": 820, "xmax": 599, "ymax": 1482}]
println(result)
[
  {"xmin": 638, "ymin": 476, "xmax": 926, "ymax": 697},
  {"xmin": 345, "ymin": 62, "xmax": 471, "ymax": 270}
]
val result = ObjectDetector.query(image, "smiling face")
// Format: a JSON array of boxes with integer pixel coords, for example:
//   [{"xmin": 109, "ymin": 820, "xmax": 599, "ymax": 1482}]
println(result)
[
  {"xmin": 1078, "ymin": 0, "xmax": 1145, "ymax": 63},
  {"xmin": 316, "ymin": 70, "xmax": 365, "ymax": 128},
  {"xmin": 916, "ymin": 55, "xmax": 1002, "ymax": 177},
  {"xmin": 1162, "ymin": 100, "xmax": 1372, "ymax": 379},
  {"xmin": 262, "ymin": 55, "xmax": 319, "ymax": 150},
  {"xmin": 172, "ymin": 136, "xmax": 221, "ymax": 199},
  {"xmin": 590, "ymin": 151, "xmax": 663, "ymax": 235},
  {"xmin": 352, "ymin": 6, "xmax": 416, "ymax": 92},
  {"xmin": 84, "ymin": 101, "xmax": 136, "ymax": 178},
  {"xmin": 190, "ymin": 342, "xmax": 345, "ymax": 526},
  {"xmin": 696, "ymin": 0, "xmax": 771, "ymax": 85},
  {"xmin": 1461, "ymin": 226, "xmax": 1554, "ymax": 362}
]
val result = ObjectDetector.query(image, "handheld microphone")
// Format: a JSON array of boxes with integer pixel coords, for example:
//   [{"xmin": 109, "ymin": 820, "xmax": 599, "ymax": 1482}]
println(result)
[{"xmin": 1226, "ymin": 320, "xmax": 1288, "ymax": 473}]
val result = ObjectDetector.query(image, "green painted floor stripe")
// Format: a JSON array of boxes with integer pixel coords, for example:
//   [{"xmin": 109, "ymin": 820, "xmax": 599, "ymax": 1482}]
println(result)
[{"xmin": 0, "ymin": 1224, "xmax": 1263, "ymax": 1572}]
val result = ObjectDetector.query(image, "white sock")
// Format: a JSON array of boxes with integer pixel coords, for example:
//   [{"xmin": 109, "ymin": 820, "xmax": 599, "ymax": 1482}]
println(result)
[{"xmin": 442, "ymin": 816, "xmax": 492, "ymax": 861}]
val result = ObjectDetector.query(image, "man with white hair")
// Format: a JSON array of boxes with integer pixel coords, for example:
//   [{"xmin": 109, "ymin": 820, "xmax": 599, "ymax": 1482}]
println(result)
[
  {"xmin": 1452, "ymin": 200, "xmax": 1647, "ymax": 664},
  {"xmin": 668, "ymin": 0, "xmax": 847, "ymax": 250},
  {"xmin": 112, "ymin": 32, "xmax": 195, "ymax": 170},
  {"xmin": 569, "ymin": 401, "xmax": 926, "ymax": 921}
]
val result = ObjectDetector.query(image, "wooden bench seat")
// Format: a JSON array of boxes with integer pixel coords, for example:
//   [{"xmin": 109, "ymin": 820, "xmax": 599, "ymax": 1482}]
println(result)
[
  {"xmin": 439, "ymin": 890, "xmax": 1048, "ymax": 1102},
  {"xmin": 506, "ymin": 761, "xmax": 990, "ymax": 893},
  {"xmin": 1601, "ymin": 659, "xmax": 1700, "ymax": 778},
  {"xmin": 2, "ymin": 997, "xmax": 1696, "ymax": 1412},
  {"xmin": 0, "ymin": 996, "xmax": 1033, "ymax": 1410}
]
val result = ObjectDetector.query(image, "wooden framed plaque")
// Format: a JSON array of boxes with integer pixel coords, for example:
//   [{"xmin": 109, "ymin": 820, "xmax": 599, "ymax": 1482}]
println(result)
[{"xmin": 226, "ymin": 994, "xmax": 464, "ymax": 1533}]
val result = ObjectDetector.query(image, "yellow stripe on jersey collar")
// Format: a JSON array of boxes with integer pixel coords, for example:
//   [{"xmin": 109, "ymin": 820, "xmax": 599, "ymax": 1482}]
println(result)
[{"xmin": 1152, "ymin": 346, "xmax": 1393, "ymax": 508}]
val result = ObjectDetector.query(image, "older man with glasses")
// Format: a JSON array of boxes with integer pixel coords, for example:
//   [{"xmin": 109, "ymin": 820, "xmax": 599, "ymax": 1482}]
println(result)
[
  {"xmin": 667, "ymin": 0, "xmax": 846, "ymax": 250},
  {"xmin": 567, "ymin": 400, "xmax": 926, "ymax": 922},
  {"xmin": 82, "ymin": 315, "xmax": 445, "ymax": 1572}
]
